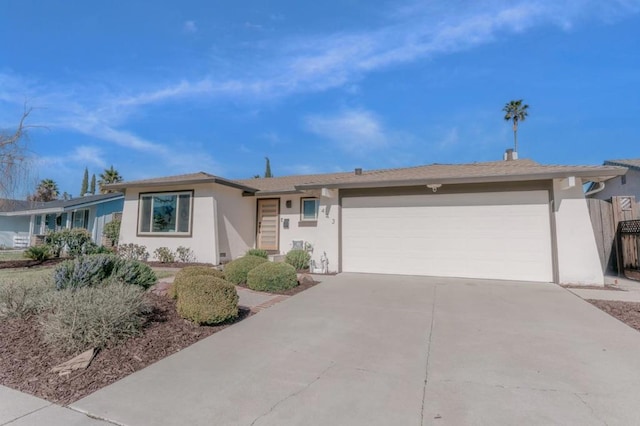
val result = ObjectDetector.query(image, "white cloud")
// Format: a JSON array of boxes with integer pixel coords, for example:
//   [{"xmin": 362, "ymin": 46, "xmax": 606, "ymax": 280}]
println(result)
[
  {"xmin": 183, "ymin": 20, "xmax": 197, "ymax": 33},
  {"xmin": 70, "ymin": 146, "xmax": 107, "ymax": 168},
  {"xmin": 305, "ymin": 109, "xmax": 388, "ymax": 152}
]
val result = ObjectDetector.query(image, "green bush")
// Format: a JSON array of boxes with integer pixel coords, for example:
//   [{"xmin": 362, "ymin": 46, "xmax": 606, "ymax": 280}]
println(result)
[
  {"xmin": 24, "ymin": 245, "xmax": 51, "ymax": 261},
  {"xmin": 117, "ymin": 243, "xmax": 149, "ymax": 261},
  {"xmin": 176, "ymin": 276, "xmax": 238, "ymax": 325},
  {"xmin": 0, "ymin": 280, "xmax": 54, "ymax": 319},
  {"xmin": 223, "ymin": 255, "xmax": 268, "ymax": 285},
  {"xmin": 85, "ymin": 244, "xmax": 113, "ymax": 255},
  {"xmin": 110, "ymin": 259, "xmax": 157, "ymax": 289},
  {"xmin": 285, "ymin": 249, "xmax": 311, "ymax": 271},
  {"xmin": 168, "ymin": 266, "xmax": 224, "ymax": 299},
  {"xmin": 154, "ymin": 247, "xmax": 175, "ymax": 263},
  {"xmin": 42, "ymin": 282, "xmax": 149, "ymax": 354},
  {"xmin": 247, "ymin": 262, "xmax": 298, "ymax": 292},
  {"xmin": 103, "ymin": 219, "xmax": 121, "ymax": 246},
  {"xmin": 45, "ymin": 229, "xmax": 94, "ymax": 258},
  {"xmin": 54, "ymin": 254, "xmax": 157, "ymax": 290},
  {"xmin": 245, "ymin": 248, "xmax": 269, "ymax": 259},
  {"xmin": 176, "ymin": 246, "xmax": 196, "ymax": 263}
]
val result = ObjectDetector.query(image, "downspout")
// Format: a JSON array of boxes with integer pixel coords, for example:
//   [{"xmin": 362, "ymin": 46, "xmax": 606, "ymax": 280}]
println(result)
[{"xmin": 584, "ymin": 181, "xmax": 605, "ymax": 197}]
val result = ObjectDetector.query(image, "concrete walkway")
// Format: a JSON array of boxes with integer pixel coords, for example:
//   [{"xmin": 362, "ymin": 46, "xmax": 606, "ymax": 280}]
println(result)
[{"xmin": 65, "ymin": 274, "xmax": 640, "ymax": 425}]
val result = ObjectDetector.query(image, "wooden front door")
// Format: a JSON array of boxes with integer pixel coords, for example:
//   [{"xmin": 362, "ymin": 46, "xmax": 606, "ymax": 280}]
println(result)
[{"xmin": 257, "ymin": 198, "xmax": 279, "ymax": 251}]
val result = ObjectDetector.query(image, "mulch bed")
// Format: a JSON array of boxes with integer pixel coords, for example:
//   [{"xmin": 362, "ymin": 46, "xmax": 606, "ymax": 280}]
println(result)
[
  {"xmin": 0, "ymin": 258, "xmax": 68, "ymax": 269},
  {"xmin": 0, "ymin": 294, "xmax": 250, "ymax": 405},
  {"xmin": 588, "ymin": 300, "xmax": 640, "ymax": 332}
]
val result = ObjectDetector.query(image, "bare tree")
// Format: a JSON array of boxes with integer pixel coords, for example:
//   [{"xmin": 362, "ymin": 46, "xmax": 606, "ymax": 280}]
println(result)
[{"xmin": 0, "ymin": 105, "xmax": 39, "ymax": 199}]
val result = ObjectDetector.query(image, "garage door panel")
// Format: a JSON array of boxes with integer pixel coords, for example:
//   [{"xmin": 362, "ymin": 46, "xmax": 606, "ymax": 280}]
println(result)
[{"xmin": 341, "ymin": 191, "xmax": 553, "ymax": 282}]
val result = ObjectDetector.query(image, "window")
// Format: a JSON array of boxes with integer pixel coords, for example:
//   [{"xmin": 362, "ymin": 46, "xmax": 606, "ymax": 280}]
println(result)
[
  {"xmin": 301, "ymin": 198, "xmax": 319, "ymax": 221},
  {"xmin": 72, "ymin": 209, "xmax": 90, "ymax": 229},
  {"xmin": 138, "ymin": 191, "xmax": 192, "ymax": 235}
]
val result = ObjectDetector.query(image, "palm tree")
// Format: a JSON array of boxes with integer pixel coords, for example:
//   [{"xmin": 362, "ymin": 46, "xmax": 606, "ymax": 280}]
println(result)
[
  {"xmin": 29, "ymin": 179, "xmax": 59, "ymax": 202},
  {"xmin": 503, "ymin": 99, "xmax": 529, "ymax": 153},
  {"xmin": 98, "ymin": 165, "xmax": 123, "ymax": 193}
]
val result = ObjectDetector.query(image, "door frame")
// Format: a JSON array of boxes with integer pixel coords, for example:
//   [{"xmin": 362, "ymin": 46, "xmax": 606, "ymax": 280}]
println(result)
[{"xmin": 256, "ymin": 198, "xmax": 280, "ymax": 252}]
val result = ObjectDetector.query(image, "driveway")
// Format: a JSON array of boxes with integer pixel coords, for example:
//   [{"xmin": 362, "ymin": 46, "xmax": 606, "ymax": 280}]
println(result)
[{"xmin": 71, "ymin": 274, "xmax": 640, "ymax": 425}]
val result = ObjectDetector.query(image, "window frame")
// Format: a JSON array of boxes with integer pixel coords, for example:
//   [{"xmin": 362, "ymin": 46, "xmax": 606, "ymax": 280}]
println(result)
[
  {"xmin": 300, "ymin": 197, "xmax": 320, "ymax": 222},
  {"xmin": 71, "ymin": 209, "xmax": 90, "ymax": 230},
  {"xmin": 137, "ymin": 190, "xmax": 194, "ymax": 237}
]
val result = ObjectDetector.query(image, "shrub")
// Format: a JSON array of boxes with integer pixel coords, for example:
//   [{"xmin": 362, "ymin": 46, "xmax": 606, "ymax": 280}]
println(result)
[
  {"xmin": 103, "ymin": 219, "xmax": 121, "ymax": 246},
  {"xmin": 117, "ymin": 243, "xmax": 149, "ymax": 261},
  {"xmin": 24, "ymin": 245, "xmax": 51, "ymax": 261},
  {"xmin": 223, "ymin": 255, "xmax": 268, "ymax": 285},
  {"xmin": 64, "ymin": 229, "xmax": 94, "ymax": 257},
  {"xmin": 154, "ymin": 247, "xmax": 175, "ymax": 263},
  {"xmin": 247, "ymin": 262, "xmax": 298, "ymax": 292},
  {"xmin": 54, "ymin": 254, "xmax": 157, "ymax": 291},
  {"xmin": 54, "ymin": 254, "xmax": 119, "ymax": 290},
  {"xmin": 84, "ymin": 244, "xmax": 113, "ymax": 255},
  {"xmin": 42, "ymin": 282, "xmax": 149, "ymax": 354},
  {"xmin": 168, "ymin": 266, "xmax": 224, "ymax": 299},
  {"xmin": 176, "ymin": 246, "xmax": 196, "ymax": 263},
  {"xmin": 285, "ymin": 249, "xmax": 311, "ymax": 271},
  {"xmin": 44, "ymin": 230, "xmax": 65, "ymax": 257},
  {"xmin": 176, "ymin": 276, "xmax": 238, "ymax": 325},
  {"xmin": 0, "ymin": 280, "xmax": 53, "ymax": 318},
  {"xmin": 110, "ymin": 259, "xmax": 157, "ymax": 289},
  {"xmin": 245, "ymin": 248, "xmax": 269, "ymax": 259}
]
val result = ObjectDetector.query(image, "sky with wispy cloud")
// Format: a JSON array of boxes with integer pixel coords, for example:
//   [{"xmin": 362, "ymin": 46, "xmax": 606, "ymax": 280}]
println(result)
[{"xmin": 1, "ymin": 0, "xmax": 639, "ymax": 196}]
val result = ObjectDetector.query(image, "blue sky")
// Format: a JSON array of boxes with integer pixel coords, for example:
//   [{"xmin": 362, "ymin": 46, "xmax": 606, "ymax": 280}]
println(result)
[{"xmin": 1, "ymin": 0, "xmax": 639, "ymax": 197}]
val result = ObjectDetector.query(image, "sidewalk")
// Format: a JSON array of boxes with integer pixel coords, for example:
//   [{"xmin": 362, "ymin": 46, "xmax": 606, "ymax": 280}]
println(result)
[{"xmin": 566, "ymin": 275, "xmax": 640, "ymax": 302}]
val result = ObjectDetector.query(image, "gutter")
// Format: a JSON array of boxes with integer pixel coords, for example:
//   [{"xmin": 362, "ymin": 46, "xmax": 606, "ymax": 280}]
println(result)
[{"xmin": 584, "ymin": 181, "xmax": 606, "ymax": 197}]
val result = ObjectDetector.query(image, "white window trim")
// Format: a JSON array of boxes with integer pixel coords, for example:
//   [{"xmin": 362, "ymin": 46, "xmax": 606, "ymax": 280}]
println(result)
[
  {"xmin": 138, "ymin": 191, "xmax": 193, "ymax": 236},
  {"xmin": 300, "ymin": 197, "xmax": 319, "ymax": 221}
]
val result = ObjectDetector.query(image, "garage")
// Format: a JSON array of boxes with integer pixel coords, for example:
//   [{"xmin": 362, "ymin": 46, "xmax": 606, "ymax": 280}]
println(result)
[{"xmin": 341, "ymin": 190, "xmax": 554, "ymax": 282}]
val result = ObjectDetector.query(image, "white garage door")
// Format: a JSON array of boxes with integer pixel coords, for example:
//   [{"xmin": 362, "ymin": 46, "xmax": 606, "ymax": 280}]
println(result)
[{"xmin": 341, "ymin": 191, "xmax": 553, "ymax": 282}]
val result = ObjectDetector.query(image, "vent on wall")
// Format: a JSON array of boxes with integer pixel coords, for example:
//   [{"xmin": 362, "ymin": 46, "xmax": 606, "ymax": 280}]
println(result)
[{"xmin": 219, "ymin": 252, "xmax": 227, "ymax": 258}]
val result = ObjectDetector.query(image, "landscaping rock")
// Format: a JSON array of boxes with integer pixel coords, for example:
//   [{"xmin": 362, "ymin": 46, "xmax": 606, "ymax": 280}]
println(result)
[{"xmin": 297, "ymin": 273, "xmax": 315, "ymax": 286}]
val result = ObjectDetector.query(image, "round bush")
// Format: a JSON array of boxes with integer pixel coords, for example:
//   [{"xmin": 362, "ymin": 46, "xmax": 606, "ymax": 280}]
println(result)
[
  {"xmin": 168, "ymin": 266, "xmax": 225, "ymax": 299},
  {"xmin": 110, "ymin": 259, "xmax": 157, "ymax": 289},
  {"xmin": 223, "ymin": 255, "xmax": 268, "ymax": 285},
  {"xmin": 176, "ymin": 276, "xmax": 239, "ymax": 325},
  {"xmin": 247, "ymin": 262, "xmax": 298, "ymax": 292},
  {"xmin": 285, "ymin": 249, "xmax": 311, "ymax": 271}
]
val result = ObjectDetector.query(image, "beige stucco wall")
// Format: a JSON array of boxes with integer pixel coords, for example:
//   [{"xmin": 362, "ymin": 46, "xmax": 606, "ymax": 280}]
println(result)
[
  {"xmin": 553, "ymin": 178, "xmax": 605, "ymax": 285},
  {"xmin": 120, "ymin": 183, "xmax": 252, "ymax": 265},
  {"xmin": 264, "ymin": 192, "xmax": 340, "ymax": 273}
]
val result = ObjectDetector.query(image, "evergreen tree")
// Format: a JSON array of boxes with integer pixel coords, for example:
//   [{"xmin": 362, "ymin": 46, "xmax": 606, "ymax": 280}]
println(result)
[
  {"xmin": 264, "ymin": 157, "xmax": 273, "ymax": 178},
  {"xmin": 80, "ymin": 167, "xmax": 89, "ymax": 196},
  {"xmin": 90, "ymin": 174, "xmax": 96, "ymax": 194}
]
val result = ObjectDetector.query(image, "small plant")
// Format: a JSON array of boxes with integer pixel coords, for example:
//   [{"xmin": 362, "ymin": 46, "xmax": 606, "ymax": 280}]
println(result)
[
  {"xmin": 245, "ymin": 248, "xmax": 269, "ymax": 259},
  {"xmin": 23, "ymin": 245, "xmax": 51, "ymax": 261},
  {"xmin": 0, "ymin": 280, "xmax": 53, "ymax": 318},
  {"xmin": 42, "ymin": 282, "xmax": 150, "ymax": 354},
  {"xmin": 154, "ymin": 247, "xmax": 175, "ymax": 263},
  {"xmin": 110, "ymin": 259, "xmax": 157, "ymax": 289},
  {"xmin": 84, "ymin": 244, "xmax": 113, "ymax": 255},
  {"xmin": 247, "ymin": 262, "xmax": 298, "ymax": 292},
  {"xmin": 223, "ymin": 255, "xmax": 268, "ymax": 285},
  {"xmin": 117, "ymin": 243, "xmax": 149, "ymax": 261},
  {"xmin": 176, "ymin": 246, "xmax": 196, "ymax": 263},
  {"xmin": 285, "ymin": 249, "xmax": 311, "ymax": 271},
  {"xmin": 103, "ymin": 219, "xmax": 121, "ymax": 246},
  {"xmin": 169, "ymin": 266, "xmax": 225, "ymax": 299},
  {"xmin": 176, "ymin": 276, "xmax": 238, "ymax": 325}
]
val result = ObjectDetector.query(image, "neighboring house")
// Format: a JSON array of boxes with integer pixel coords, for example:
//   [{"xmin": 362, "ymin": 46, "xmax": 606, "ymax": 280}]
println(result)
[
  {"xmin": 0, "ymin": 193, "xmax": 124, "ymax": 247},
  {"xmin": 588, "ymin": 159, "xmax": 640, "ymax": 201},
  {"xmin": 0, "ymin": 199, "xmax": 33, "ymax": 248},
  {"xmin": 107, "ymin": 158, "xmax": 625, "ymax": 285}
]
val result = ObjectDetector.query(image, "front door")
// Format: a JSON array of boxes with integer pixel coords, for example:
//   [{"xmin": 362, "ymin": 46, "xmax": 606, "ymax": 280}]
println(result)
[{"xmin": 257, "ymin": 198, "xmax": 279, "ymax": 251}]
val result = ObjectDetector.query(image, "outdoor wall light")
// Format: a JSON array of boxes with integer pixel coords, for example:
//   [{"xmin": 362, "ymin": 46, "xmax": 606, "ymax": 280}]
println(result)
[{"xmin": 426, "ymin": 184, "xmax": 442, "ymax": 192}]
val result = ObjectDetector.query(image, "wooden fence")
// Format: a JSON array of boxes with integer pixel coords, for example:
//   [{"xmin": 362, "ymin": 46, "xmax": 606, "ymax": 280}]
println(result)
[
  {"xmin": 587, "ymin": 196, "xmax": 639, "ymax": 274},
  {"xmin": 618, "ymin": 220, "xmax": 640, "ymax": 280}
]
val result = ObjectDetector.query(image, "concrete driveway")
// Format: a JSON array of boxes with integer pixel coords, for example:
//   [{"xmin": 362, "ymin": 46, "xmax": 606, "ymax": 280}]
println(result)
[{"xmin": 71, "ymin": 274, "xmax": 640, "ymax": 425}]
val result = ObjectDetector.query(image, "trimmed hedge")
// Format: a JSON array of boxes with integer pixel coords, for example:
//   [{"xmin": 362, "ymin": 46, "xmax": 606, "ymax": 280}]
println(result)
[
  {"xmin": 247, "ymin": 262, "xmax": 298, "ymax": 292},
  {"xmin": 168, "ymin": 266, "xmax": 225, "ymax": 299},
  {"xmin": 176, "ymin": 276, "xmax": 239, "ymax": 324},
  {"xmin": 223, "ymin": 255, "xmax": 268, "ymax": 285},
  {"xmin": 285, "ymin": 249, "xmax": 311, "ymax": 270}
]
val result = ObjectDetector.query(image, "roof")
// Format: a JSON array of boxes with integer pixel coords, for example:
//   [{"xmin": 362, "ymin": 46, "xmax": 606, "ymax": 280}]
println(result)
[
  {"xmin": 237, "ymin": 159, "xmax": 627, "ymax": 193},
  {"xmin": 0, "ymin": 199, "xmax": 40, "ymax": 213},
  {"xmin": 0, "ymin": 192, "xmax": 124, "ymax": 216},
  {"xmin": 105, "ymin": 172, "xmax": 257, "ymax": 193},
  {"xmin": 604, "ymin": 159, "xmax": 640, "ymax": 172}
]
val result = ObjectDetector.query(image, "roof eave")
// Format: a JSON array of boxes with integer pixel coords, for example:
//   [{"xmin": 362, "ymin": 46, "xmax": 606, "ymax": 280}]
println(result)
[
  {"xmin": 107, "ymin": 178, "xmax": 258, "ymax": 193},
  {"xmin": 294, "ymin": 168, "xmax": 628, "ymax": 190}
]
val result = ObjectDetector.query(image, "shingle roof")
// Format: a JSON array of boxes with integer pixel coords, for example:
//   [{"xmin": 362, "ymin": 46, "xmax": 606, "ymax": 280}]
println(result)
[
  {"xmin": 604, "ymin": 159, "xmax": 640, "ymax": 171},
  {"xmin": 0, "ymin": 199, "xmax": 41, "ymax": 213},
  {"xmin": 237, "ymin": 159, "xmax": 626, "ymax": 193},
  {"xmin": 0, "ymin": 193, "xmax": 123, "ymax": 215},
  {"xmin": 105, "ymin": 172, "xmax": 256, "ymax": 192}
]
